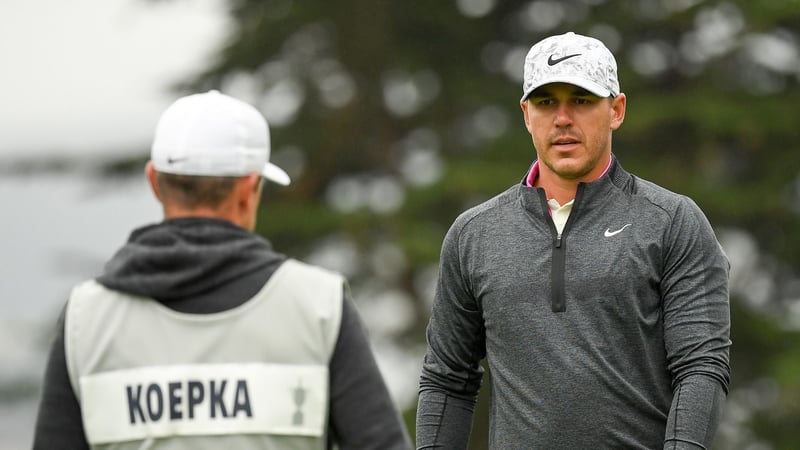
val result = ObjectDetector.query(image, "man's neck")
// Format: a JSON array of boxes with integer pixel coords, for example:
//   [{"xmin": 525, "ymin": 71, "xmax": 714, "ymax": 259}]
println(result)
[
  {"xmin": 162, "ymin": 206, "xmax": 251, "ymax": 230},
  {"xmin": 526, "ymin": 155, "xmax": 613, "ymax": 205}
]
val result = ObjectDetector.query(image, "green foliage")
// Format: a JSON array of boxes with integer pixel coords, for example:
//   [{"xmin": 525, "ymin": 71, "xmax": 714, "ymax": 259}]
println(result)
[{"xmin": 727, "ymin": 300, "xmax": 800, "ymax": 449}]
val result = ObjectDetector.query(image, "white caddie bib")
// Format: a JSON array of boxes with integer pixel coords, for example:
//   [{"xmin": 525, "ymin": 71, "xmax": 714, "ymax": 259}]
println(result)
[{"xmin": 66, "ymin": 259, "xmax": 344, "ymax": 448}]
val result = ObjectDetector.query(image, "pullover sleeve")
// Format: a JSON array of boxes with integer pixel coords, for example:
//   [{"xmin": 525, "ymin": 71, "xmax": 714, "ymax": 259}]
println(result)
[
  {"xmin": 664, "ymin": 374, "xmax": 727, "ymax": 449},
  {"xmin": 416, "ymin": 218, "xmax": 485, "ymax": 450},
  {"xmin": 660, "ymin": 197, "xmax": 731, "ymax": 449},
  {"xmin": 329, "ymin": 292, "xmax": 413, "ymax": 450},
  {"xmin": 416, "ymin": 390, "xmax": 475, "ymax": 449}
]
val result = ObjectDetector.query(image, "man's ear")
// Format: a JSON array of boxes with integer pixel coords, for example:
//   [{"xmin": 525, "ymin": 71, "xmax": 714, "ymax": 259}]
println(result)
[
  {"xmin": 237, "ymin": 173, "xmax": 262, "ymax": 206},
  {"xmin": 610, "ymin": 93, "xmax": 626, "ymax": 131},
  {"xmin": 145, "ymin": 161, "xmax": 163, "ymax": 202},
  {"xmin": 520, "ymin": 100, "xmax": 532, "ymax": 129}
]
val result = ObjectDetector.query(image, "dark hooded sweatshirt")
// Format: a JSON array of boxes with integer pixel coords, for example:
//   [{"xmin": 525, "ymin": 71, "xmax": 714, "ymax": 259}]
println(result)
[{"xmin": 33, "ymin": 217, "xmax": 412, "ymax": 449}]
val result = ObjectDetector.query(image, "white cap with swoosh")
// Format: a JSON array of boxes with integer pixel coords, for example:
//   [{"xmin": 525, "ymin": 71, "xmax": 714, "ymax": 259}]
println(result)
[
  {"xmin": 151, "ymin": 90, "xmax": 291, "ymax": 186},
  {"xmin": 521, "ymin": 31, "xmax": 620, "ymax": 101}
]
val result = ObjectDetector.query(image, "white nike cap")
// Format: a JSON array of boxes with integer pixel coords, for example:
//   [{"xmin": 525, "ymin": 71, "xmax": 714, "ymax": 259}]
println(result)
[
  {"xmin": 151, "ymin": 90, "xmax": 291, "ymax": 186},
  {"xmin": 521, "ymin": 31, "xmax": 620, "ymax": 102}
]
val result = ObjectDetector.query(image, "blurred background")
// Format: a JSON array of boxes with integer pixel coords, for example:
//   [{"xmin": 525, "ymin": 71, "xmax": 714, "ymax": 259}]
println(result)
[{"xmin": 2, "ymin": 0, "xmax": 799, "ymax": 448}]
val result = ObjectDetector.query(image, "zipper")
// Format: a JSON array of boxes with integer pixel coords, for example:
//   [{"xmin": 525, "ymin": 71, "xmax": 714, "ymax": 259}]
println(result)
[
  {"xmin": 551, "ymin": 232, "xmax": 566, "ymax": 312},
  {"xmin": 537, "ymin": 191, "xmax": 567, "ymax": 313},
  {"xmin": 548, "ymin": 185, "xmax": 583, "ymax": 313}
]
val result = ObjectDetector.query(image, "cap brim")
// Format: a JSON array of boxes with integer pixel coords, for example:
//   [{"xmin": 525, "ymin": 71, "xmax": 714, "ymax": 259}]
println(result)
[
  {"xmin": 521, "ymin": 76, "xmax": 612, "ymax": 102},
  {"xmin": 262, "ymin": 163, "xmax": 291, "ymax": 186}
]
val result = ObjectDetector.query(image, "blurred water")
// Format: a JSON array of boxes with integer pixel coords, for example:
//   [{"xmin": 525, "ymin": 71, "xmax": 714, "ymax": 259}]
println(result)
[
  {"xmin": 0, "ymin": 172, "xmax": 160, "ymax": 448},
  {"xmin": 1, "ymin": 173, "xmax": 161, "ymax": 319},
  {"xmin": 0, "ymin": 400, "xmax": 37, "ymax": 450}
]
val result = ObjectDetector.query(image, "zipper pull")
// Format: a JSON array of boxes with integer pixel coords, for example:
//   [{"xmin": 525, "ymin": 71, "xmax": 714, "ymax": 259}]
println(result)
[{"xmin": 555, "ymin": 234, "xmax": 562, "ymax": 248}]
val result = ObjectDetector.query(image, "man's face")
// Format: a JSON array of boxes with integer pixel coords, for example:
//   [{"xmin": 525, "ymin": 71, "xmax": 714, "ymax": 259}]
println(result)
[{"xmin": 520, "ymin": 82, "xmax": 625, "ymax": 183}]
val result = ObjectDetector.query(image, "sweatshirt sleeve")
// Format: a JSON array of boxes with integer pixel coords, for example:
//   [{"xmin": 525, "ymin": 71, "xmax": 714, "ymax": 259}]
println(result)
[
  {"xmin": 416, "ymin": 217, "xmax": 486, "ymax": 449},
  {"xmin": 328, "ymin": 290, "xmax": 413, "ymax": 450},
  {"xmin": 32, "ymin": 307, "xmax": 90, "ymax": 450},
  {"xmin": 661, "ymin": 197, "xmax": 731, "ymax": 449}
]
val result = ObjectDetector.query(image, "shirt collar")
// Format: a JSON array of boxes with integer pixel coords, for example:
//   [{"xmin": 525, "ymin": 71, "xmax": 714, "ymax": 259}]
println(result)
[{"xmin": 524, "ymin": 156, "xmax": 613, "ymax": 188}]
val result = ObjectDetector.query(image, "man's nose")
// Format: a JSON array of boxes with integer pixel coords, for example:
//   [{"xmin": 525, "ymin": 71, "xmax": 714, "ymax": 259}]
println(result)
[{"xmin": 554, "ymin": 103, "xmax": 573, "ymax": 127}]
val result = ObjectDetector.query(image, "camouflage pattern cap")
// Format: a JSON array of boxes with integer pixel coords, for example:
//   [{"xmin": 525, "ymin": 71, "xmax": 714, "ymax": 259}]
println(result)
[{"xmin": 521, "ymin": 32, "xmax": 620, "ymax": 101}]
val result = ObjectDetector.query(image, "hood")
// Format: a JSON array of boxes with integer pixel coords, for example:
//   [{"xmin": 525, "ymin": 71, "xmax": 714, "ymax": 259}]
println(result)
[{"xmin": 97, "ymin": 217, "xmax": 285, "ymax": 302}]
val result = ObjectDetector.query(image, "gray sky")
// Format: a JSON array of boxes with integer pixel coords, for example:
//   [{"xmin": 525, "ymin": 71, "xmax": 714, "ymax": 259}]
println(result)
[{"xmin": 0, "ymin": 0, "xmax": 228, "ymax": 159}]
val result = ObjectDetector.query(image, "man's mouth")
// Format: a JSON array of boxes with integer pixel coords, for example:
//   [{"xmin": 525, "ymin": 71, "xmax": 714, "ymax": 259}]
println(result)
[{"xmin": 552, "ymin": 137, "xmax": 580, "ymax": 147}]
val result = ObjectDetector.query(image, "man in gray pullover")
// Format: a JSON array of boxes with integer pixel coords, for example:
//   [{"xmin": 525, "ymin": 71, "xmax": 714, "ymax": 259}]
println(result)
[
  {"xmin": 416, "ymin": 32, "xmax": 731, "ymax": 449},
  {"xmin": 34, "ymin": 90, "xmax": 411, "ymax": 449}
]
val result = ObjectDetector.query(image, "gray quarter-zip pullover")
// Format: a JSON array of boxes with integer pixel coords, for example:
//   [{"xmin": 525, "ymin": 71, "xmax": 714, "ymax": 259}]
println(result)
[{"xmin": 417, "ymin": 158, "xmax": 731, "ymax": 449}]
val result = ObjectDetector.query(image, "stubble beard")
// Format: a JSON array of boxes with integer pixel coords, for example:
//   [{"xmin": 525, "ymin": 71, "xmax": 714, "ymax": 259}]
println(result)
[
  {"xmin": 541, "ymin": 150, "xmax": 601, "ymax": 181},
  {"xmin": 541, "ymin": 141, "xmax": 609, "ymax": 181}
]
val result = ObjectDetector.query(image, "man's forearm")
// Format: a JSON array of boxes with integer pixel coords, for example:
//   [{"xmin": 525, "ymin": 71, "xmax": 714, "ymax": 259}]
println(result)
[
  {"xmin": 415, "ymin": 388, "xmax": 475, "ymax": 450},
  {"xmin": 329, "ymin": 296, "xmax": 412, "ymax": 449},
  {"xmin": 663, "ymin": 373, "xmax": 727, "ymax": 450}
]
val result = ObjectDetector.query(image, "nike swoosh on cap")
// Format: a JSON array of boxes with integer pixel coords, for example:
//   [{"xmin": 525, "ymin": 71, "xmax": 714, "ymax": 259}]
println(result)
[{"xmin": 547, "ymin": 53, "xmax": 581, "ymax": 66}]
